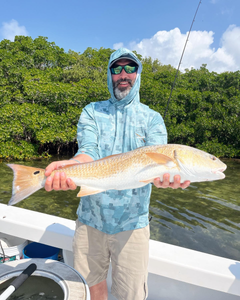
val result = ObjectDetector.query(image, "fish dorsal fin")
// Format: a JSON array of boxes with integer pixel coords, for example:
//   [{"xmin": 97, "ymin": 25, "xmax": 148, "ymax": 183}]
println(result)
[
  {"xmin": 77, "ymin": 186, "xmax": 105, "ymax": 197},
  {"xmin": 145, "ymin": 152, "xmax": 175, "ymax": 167}
]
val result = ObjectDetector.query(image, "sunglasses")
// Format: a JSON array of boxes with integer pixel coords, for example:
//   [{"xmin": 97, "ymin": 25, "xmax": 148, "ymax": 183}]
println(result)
[{"xmin": 110, "ymin": 63, "xmax": 138, "ymax": 75}]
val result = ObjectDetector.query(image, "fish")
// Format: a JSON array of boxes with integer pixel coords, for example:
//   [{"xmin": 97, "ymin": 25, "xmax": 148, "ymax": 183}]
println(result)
[{"xmin": 7, "ymin": 144, "xmax": 227, "ymax": 206}]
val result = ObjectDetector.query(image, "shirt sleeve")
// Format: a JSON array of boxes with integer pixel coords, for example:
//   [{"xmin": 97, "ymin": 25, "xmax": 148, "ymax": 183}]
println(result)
[
  {"xmin": 146, "ymin": 111, "xmax": 167, "ymax": 146},
  {"xmin": 74, "ymin": 103, "xmax": 100, "ymax": 160}
]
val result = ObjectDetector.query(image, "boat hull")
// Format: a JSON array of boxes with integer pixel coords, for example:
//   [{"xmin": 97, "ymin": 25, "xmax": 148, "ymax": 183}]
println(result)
[{"xmin": 0, "ymin": 204, "xmax": 239, "ymax": 300}]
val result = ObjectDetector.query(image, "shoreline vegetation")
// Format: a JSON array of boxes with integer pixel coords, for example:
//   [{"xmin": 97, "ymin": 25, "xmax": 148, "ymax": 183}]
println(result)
[{"xmin": 0, "ymin": 36, "xmax": 239, "ymax": 161}]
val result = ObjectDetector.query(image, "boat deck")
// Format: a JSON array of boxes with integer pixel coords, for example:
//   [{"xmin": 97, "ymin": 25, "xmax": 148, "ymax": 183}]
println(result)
[{"xmin": 1, "ymin": 204, "xmax": 240, "ymax": 300}]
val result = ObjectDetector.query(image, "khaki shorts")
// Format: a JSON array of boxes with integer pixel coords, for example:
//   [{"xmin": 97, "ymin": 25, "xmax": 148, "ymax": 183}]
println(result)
[{"xmin": 72, "ymin": 219, "xmax": 149, "ymax": 300}]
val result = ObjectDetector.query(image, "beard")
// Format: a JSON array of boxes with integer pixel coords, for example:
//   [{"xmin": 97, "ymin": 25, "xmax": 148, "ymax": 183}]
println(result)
[{"xmin": 113, "ymin": 78, "xmax": 135, "ymax": 100}]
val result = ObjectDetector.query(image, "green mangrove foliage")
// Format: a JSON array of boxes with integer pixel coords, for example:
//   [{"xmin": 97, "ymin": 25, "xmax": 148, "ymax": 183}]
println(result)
[{"xmin": 0, "ymin": 36, "xmax": 239, "ymax": 160}]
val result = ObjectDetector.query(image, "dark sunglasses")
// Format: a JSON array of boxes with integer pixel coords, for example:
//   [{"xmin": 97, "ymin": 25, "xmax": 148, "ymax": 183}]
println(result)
[{"xmin": 110, "ymin": 63, "xmax": 138, "ymax": 75}]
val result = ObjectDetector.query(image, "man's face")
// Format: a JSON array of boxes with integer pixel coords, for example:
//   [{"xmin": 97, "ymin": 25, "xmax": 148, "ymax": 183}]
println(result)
[{"xmin": 111, "ymin": 59, "xmax": 137, "ymax": 100}]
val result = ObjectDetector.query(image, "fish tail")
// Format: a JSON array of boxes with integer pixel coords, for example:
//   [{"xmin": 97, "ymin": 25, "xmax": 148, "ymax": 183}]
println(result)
[{"xmin": 7, "ymin": 164, "xmax": 46, "ymax": 206}]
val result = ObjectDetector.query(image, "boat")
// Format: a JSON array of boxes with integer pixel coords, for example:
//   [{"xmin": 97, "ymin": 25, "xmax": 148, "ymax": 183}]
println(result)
[{"xmin": 0, "ymin": 203, "xmax": 240, "ymax": 300}]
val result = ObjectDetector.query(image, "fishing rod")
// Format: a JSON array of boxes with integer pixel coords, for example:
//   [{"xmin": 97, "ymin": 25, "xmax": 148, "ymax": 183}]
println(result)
[{"xmin": 163, "ymin": 0, "xmax": 202, "ymax": 119}]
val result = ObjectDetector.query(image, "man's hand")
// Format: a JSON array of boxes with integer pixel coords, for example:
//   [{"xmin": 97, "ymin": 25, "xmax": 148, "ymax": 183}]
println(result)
[
  {"xmin": 153, "ymin": 174, "xmax": 190, "ymax": 189},
  {"xmin": 45, "ymin": 160, "xmax": 77, "ymax": 192}
]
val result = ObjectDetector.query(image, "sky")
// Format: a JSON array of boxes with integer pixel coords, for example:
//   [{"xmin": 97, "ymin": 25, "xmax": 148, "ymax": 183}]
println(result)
[{"xmin": 0, "ymin": 0, "xmax": 240, "ymax": 73}]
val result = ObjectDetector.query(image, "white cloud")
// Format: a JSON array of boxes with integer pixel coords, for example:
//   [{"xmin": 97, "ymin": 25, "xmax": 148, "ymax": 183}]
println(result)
[
  {"xmin": 113, "ymin": 42, "xmax": 124, "ymax": 50},
  {"xmin": 0, "ymin": 19, "xmax": 28, "ymax": 41},
  {"xmin": 114, "ymin": 25, "xmax": 240, "ymax": 73}
]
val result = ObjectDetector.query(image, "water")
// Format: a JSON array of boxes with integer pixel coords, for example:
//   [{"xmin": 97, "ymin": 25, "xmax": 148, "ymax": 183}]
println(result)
[
  {"xmin": 149, "ymin": 159, "xmax": 240, "ymax": 260},
  {"xmin": 0, "ymin": 276, "xmax": 64, "ymax": 299},
  {"xmin": 0, "ymin": 157, "xmax": 240, "ymax": 261}
]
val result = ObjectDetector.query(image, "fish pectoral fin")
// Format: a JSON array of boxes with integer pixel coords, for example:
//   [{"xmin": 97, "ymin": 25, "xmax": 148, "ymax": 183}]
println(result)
[
  {"xmin": 174, "ymin": 150, "xmax": 193, "ymax": 176},
  {"xmin": 77, "ymin": 186, "xmax": 105, "ymax": 197},
  {"xmin": 145, "ymin": 153, "xmax": 176, "ymax": 167}
]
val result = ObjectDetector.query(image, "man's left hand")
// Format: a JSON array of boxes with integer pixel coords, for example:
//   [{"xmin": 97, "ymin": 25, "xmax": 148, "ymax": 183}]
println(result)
[{"xmin": 153, "ymin": 174, "xmax": 190, "ymax": 189}]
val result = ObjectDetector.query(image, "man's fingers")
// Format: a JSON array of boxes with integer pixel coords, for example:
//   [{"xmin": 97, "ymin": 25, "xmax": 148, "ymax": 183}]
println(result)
[
  {"xmin": 181, "ymin": 180, "xmax": 191, "ymax": 189},
  {"xmin": 45, "ymin": 176, "xmax": 53, "ymax": 192},
  {"xmin": 153, "ymin": 174, "xmax": 171, "ymax": 188},
  {"xmin": 153, "ymin": 177, "xmax": 161, "ymax": 188},
  {"xmin": 45, "ymin": 168, "xmax": 52, "ymax": 177},
  {"xmin": 52, "ymin": 172, "xmax": 60, "ymax": 190},
  {"xmin": 60, "ymin": 173, "xmax": 77, "ymax": 191},
  {"xmin": 60, "ymin": 172, "xmax": 69, "ymax": 190},
  {"xmin": 45, "ymin": 161, "xmax": 67, "ymax": 177},
  {"xmin": 45, "ymin": 162, "xmax": 57, "ymax": 177},
  {"xmin": 171, "ymin": 175, "xmax": 181, "ymax": 189},
  {"xmin": 44, "ymin": 168, "xmax": 77, "ymax": 191},
  {"xmin": 153, "ymin": 174, "xmax": 190, "ymax": 190},
  {"xmin": 162, "ymin": 173, "xmax": 170, "ymax": 188},
  {"xmin": 66, "ymin": 178, "xmax": 77, "ymax": 190}
]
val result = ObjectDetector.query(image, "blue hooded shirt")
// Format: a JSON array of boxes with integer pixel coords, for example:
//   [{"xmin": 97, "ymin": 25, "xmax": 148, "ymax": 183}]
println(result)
[{"xmin": 75, "ymin": 48, "xmax": 167, "ymax": 234}]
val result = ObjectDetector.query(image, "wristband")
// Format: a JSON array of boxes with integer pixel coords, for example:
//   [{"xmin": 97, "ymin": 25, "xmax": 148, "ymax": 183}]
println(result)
[{"xmin": 70, "ymin": 158, "xmax": 81, "ymax": 164}]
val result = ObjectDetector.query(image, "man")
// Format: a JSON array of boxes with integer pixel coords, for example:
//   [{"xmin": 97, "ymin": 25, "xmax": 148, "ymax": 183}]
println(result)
[{"xmin": 45, "ymin": 48, "xmax": 190, "ymax": 300}]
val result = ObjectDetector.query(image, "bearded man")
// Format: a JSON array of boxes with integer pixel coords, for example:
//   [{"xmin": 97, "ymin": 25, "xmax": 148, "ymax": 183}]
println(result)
[{"xmin": 45, "ymin": 48, "xmax": 190, "ymax": 300}]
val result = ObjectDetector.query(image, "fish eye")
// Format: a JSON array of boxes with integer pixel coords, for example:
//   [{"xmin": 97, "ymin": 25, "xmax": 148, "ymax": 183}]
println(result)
[
  {"xmin": 34, "ymin": 171, "xmax": 40, "ymax": 175},
  {"xmin": 211, "ymin": 156, "xmax": 217, "ymax": 161}
]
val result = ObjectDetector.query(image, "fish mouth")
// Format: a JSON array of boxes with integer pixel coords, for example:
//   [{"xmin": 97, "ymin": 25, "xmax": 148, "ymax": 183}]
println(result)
[
  {"xmin": 216, "ymin": 171, "xmax": 225, "ymax": 179},
  {"xmin": 212, "ymin": 167, "xmax": 226, "ymax": 179}
]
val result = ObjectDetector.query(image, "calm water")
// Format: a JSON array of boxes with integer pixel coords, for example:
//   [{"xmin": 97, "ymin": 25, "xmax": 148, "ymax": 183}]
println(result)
[{"xmin": 0, "ymin": 157, "xmax": 239, "ymax": 261}]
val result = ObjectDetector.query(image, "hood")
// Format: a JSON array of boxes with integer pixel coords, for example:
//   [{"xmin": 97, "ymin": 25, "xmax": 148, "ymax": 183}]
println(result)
[{"xmin": 107, "ymin": 48, "xmax": 142, "ymax": 107}]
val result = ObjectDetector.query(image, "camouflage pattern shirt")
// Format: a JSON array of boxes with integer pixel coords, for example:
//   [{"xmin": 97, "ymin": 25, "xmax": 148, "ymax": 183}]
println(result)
[{"xmin": 75, "ymin": 48, "xmax": 167, "ymax": 234}]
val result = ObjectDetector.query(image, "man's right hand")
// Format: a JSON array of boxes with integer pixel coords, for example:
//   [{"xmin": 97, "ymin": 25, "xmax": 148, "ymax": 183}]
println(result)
[{"xmin": 44, "ymin": 160, "xmax": 78, "ymax": 192}]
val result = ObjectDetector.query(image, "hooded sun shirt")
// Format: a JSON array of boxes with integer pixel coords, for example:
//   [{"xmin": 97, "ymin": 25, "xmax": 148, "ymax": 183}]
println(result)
[{"xmin": 75, "ymin": 48, "xmax": 167, "ymax": 234}]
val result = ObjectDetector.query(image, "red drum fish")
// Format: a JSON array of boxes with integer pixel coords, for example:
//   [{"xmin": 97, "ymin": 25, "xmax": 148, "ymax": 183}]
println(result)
[{"xmin": 7, "ymin": 144, "xmax": 227, "ymax": 206}]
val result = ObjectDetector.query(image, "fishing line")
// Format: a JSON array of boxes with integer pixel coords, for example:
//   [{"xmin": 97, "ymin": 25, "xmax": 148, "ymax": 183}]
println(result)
[
  {"xmin": 0, "ymin": 241, "xmax": 10, "ymax": 263},
  {"xmin": 0, "ymin": 241, "xmax": 6, "ymax": 263},
  {"xmin": 163, "ymin": 0, "xmax": 202, "ymax": 119}
]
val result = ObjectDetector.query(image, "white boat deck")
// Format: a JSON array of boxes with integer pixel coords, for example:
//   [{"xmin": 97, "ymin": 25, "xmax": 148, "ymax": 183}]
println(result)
[{"xmin": 1, "ymin": 203, "xmax": 240, "ymax": 299}]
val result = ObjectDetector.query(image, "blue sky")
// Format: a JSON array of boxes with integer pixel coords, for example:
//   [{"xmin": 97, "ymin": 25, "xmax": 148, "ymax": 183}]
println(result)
[{"xmin": 0, "ymin": 0, "xmax": 240, "ymax": 72}]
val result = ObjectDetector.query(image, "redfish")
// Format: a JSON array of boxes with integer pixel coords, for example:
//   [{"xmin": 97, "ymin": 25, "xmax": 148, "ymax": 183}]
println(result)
[{"xmin": 7, "ymin": 144, "xmax": 227, "ymax": 206}]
